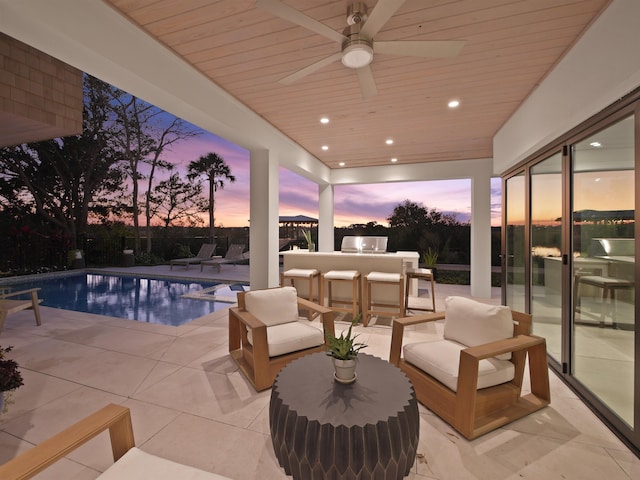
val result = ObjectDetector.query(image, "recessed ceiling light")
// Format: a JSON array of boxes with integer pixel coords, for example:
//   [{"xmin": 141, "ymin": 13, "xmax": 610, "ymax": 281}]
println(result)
[
  {"xmin": 321, "ymin": 145, "xmax": 329, "ymax": 151},
  {"xmin": 590, "ymin": 141, "xmax": 602, "ymax": 148},
  {"xmin": 448, "ymin": 100, "xmax": 460, "ymax": 108},
  {"xmin": 339, "ymin": 162, "xmax": 345, "ymax": 167},
  {"xmin": 391, "ymin": 158, "xmax": 398, "ymax": 163},
  {"xmin": 320, "ymin": 117, "xmax": 329, "ymax": 124},
  {"xmin": 385, "ymin": 138, "xmax": 394, "ymax": 145}
]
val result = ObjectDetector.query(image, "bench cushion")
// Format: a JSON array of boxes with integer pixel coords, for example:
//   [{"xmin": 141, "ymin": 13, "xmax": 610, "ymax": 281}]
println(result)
[
  {"xmin": 403, "ymin": 340, "xmax": 515, "ymax": 392},
  {"xmin": 443, "ymin": 296, "xmax": 513, "ymax": 360},
  {"xmin": 248, "ymin": 320, "xmax": 325, "ymax": 357},
  {"xmin": 244, "ymin": 286, "xmax": 299, "ymax": 327},
  {"xmin": 98, "ymin": 447, "xmax": 232, "ymax": 479}
]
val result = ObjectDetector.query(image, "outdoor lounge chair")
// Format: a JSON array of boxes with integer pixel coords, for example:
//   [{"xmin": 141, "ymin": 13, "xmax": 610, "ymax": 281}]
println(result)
[
  {"xmin": 389, "ymin": 296, "xmax": 550, "ymax": 440},
  {"xmin": 0, "ymin": 403, "xmax": 232, "ymax": 479},
  {"xmin": 0, "ymin": 288, "xmax": 42, "ymax": 334},
  {"xmin": 169, "ymin": 243, "xmax": 216, "ymax": 270},
  {"xmin": 201, "ymin": 243, "xmax": 247, "ymax": 272}
]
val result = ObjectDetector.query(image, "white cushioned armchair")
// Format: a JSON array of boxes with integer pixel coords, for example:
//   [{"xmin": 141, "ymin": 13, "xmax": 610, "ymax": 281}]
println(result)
[
  {"xmin": 389, "ymin": 296, "xmax": 550, "ymax": 440},
  {"xmin": 229, "ymin": 286, "xmax": 335, "ymax": 391}
]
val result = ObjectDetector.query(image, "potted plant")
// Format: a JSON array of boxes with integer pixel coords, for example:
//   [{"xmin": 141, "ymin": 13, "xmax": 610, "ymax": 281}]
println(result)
[
  {"xmin": 325, "ymin": 317, "xmax": 367, "ymax": 384},
  {"xmin": 0, "ymin": 345, "xmax": 24, "ymax": 413},
  {"xmin": 302, "ymin": 229, "xmax": 315, "ymax": 252},
  {"xmin": 421, "ymin": 247, "xmax": 439, "ymax": 278}
]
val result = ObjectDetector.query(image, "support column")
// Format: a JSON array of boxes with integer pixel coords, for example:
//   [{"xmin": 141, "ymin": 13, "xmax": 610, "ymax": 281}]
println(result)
[
  {"xmin": 318, "ymin": 183, "xmax": 334, "ymax": 252},
  {"xmin": 249, "ymin": 149, "xmax": 280, "ymax": 289},
  {"xmin": 470, "ymin": 166, "xmax": 492, "ymax": 298}
]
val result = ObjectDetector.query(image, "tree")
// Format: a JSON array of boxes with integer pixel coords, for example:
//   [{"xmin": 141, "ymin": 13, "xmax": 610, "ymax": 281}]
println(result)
[
  {"xmin": 0, "ymin": 75, "xmax": 125, "ymax": 249},
  {"xmin": 109, "ymin": 89, "xmax": 200, "ymax": 253},
  {"xmin": 387, "ymin": 199, "xmax": 462, "ymax": 257},
  {"xmin": 388, "ymin": 199, "xmax": 458, "ymax": 229},
  {"xmin": 149, "ymin": 172, "xmax": 207, "ymax": 228},
  {"xmin": 187, "ymin": 152, "xmax": 236, "ymax": 241}
]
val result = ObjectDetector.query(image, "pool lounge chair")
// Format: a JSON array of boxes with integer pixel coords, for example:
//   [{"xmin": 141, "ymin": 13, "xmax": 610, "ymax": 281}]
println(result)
[
  {"xmin": 169, "ymin": 243, "xmax": 216, "ymax": 270},
  {"xmin": 201, "ymin": 244, "xmax": 247, "ymax": 272}
]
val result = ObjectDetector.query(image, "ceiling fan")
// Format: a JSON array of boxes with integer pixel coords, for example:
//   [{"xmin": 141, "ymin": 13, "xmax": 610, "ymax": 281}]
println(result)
[{"xmin": 256, "ymin": 0, "xmax": 465, "ymax": 99}]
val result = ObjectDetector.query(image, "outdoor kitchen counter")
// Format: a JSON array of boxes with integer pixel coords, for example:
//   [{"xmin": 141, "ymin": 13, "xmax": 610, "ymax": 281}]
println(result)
[{"xmin": 281, "ymin": 250, "xmax": 420, "ymax": 303}]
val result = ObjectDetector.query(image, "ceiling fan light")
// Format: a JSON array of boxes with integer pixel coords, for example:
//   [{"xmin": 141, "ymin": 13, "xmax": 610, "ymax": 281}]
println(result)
[{"xmin": 341, "ymin": 42, "xmax": 373, "ymax": 68}]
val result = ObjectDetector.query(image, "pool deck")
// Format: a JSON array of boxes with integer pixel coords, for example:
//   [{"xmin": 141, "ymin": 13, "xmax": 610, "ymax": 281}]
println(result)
[
  {"xmin": 0, "ymin": 265, "xmax": 638, "ymax": 479},
  {"xmin": 94, "ymin": 262, "xmax": 252, "ymax": 285}
]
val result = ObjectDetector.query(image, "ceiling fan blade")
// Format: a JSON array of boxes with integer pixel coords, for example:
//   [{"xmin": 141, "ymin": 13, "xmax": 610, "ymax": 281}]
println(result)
[
  {"xmin": 256, "ymin": 0, "xmax": 346, "ymax": 44},
  {"xmin": 374, "ymin": 40, "xmax": 465, "ymax": 58},
  {"xmin": 360, "ymin": 0, "xmax": 406, "ymax": 38},
  {"xmin": 356, "ymin": 65, "xmax": 378, "ymax": 99},
  {"xmin": 279, "ymin": 52, "xmax": 342, "ymax": 85}
]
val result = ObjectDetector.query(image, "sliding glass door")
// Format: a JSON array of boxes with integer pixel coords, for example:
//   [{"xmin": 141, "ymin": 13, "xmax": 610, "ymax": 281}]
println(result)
[
  {"xmin": 505, "ymin": 172, "xmax": 526, "ymax": 312},
  {"xmin": 502, "ymin": 93, "xmax": 639, "ymax": 451},
  {"xmin": 530, "ymin": 153, "xmax": 563, "ymax": 362},
  {"xmin": 571, "ymin": 116, "xmax": 635, "ymax": 427}
]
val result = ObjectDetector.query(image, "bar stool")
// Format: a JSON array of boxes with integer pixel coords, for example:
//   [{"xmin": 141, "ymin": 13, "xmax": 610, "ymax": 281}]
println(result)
[
  {"xmin": 405, "ymin": 267, "xmax": 436, "ymax": 313},
  {"xmin": 363, "ymin": 271, "xmax": 405, "ymax": 327},
  {"xmin": 280, "ymin": 268, "xmax": 320, "ymax": 320},
  {"xmin": 320, "ymin": 270, "xmax": 361, "ymax": 322},
  {"xmin": 574, "ymin": 274, "xmax": 634, "ymax": 328}
]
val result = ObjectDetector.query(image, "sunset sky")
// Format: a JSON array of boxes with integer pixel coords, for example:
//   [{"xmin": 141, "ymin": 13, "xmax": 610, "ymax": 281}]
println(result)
[{"xmin": 160, "ymin": 126, "xmax": 503, "ymax": 228}]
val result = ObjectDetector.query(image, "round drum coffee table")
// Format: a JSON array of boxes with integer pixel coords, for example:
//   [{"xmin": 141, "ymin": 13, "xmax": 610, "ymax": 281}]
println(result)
[{"xmin": 269, "ymin": 352, "xmax": 419, "ymax": 480}]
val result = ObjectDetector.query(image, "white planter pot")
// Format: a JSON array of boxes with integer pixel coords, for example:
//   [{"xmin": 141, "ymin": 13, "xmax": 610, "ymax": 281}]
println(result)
[{"xmin": 332, "ymin": 358, "xmax": 357, "ymax": 384}]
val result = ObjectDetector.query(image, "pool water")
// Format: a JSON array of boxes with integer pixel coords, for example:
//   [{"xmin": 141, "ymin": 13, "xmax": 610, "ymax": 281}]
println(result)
[{"xmin": 3, "ymin": 273, "xmax": 246, "ymax": 326}]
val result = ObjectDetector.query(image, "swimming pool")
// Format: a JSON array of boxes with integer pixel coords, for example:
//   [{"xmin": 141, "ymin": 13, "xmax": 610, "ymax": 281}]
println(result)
[{"xmin": 1, "ymin": 272, "xmax": 246, "ymax": 326}]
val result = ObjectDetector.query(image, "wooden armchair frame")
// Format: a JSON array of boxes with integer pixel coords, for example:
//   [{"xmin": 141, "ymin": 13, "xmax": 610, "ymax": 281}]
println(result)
[
  {"xmin": 389, "ymin": 310, "xmax": 550, "ymax": 440},
  {"xmin": 0, "ymin": 404, "xmax": 134, "ymax": 480},
  {"xmin": 0, "ymin": 288, "xmax": 42, "ymax": 334},
  {"xmin": 229, "ymin": 289, "xmax": 335, "ymax": 391}
]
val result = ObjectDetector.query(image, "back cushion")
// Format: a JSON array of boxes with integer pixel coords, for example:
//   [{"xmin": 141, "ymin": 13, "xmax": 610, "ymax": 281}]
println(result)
[
  {"xmin": 443, "ymin": 296, "xmax": 513, "ymax": 360},
  {"xmin": 244, "ymin": 286, "xmax": 299, "ymax": 327}
]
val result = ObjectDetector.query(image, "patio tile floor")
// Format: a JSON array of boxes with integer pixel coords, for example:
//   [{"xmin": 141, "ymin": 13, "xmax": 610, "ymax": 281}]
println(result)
[{"xmin": 0, "ymin": 265, "xmax": 638, "ymax": 479}]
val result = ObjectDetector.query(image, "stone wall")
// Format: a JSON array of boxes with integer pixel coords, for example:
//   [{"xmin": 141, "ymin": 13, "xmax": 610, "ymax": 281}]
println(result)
[{"xmin": 0, "ymin": 33, "xmax": 83, "ymax": 147}]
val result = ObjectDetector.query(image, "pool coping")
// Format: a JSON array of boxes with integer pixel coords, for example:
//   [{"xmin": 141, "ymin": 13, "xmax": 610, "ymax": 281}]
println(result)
[{"xmin": 0, "ymin": 268, "xmax": 250, "ymax": 287}]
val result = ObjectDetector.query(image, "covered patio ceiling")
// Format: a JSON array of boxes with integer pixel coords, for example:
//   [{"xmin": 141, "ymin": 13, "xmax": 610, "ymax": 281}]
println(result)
[{"xmin": 0, "ymin": 0, "xmax": 611, "ymax": 172}]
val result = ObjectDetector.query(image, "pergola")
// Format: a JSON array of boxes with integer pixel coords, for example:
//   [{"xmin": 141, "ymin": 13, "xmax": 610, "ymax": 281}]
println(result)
[{"xmin": 279, "ymin": 215, "xmax": 318, "ymax": 246}]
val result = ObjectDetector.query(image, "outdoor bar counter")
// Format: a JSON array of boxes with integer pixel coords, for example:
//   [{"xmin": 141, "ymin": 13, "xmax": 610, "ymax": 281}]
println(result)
[{"xmin": 281, "ymin": 250, "xmax": 420, "ymax": 306}]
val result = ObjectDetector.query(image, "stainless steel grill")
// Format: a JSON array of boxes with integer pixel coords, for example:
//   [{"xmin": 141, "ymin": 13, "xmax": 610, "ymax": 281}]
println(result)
[{"xmin": 340, "ymin": 236, "xmax": 388, "ymax": 254}]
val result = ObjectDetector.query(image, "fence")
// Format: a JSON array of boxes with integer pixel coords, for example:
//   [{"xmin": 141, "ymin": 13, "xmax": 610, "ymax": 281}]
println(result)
[{"xmin": 0, "ymin": 234, "xmax": 232, "ymax": 274}]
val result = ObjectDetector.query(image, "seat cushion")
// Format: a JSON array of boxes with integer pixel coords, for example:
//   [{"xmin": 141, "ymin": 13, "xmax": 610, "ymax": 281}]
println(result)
[
  {"xmin": 406, "ymin": 267, "xmax": 433, "ymax": 276},
  {"xmin": 324, "ymin": 270, "xmax": 359, "ymax": 280},
  {"xmin": 366, "ymin": 271, "xmax": 402, "ymax": 282},
  {"xmin": 247, "ymin": 320, "xmax": 325, "ymax": 357},
  {"xmin": 283, "ymin": 268, "xmax": 319, "ymax": 278},
  {"xmin": 403, "ymin": 340, "xmax": 515, "ymax": 392},
  {"xmin": 244, "ymin": 286, "xmax": 299, "ymax": 327},
  {"xmin": 443, "ymin": 296, "xmax": 513, "ymax": 360},
  {"xmin": 98, "ymin": 447, "xmax": 232, "ymax": 479}
]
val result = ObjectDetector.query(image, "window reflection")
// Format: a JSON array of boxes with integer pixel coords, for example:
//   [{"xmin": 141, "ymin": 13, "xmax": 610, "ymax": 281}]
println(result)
[{"xmin": 572, "ymin": 115, "xmax": 635, "ymax": 427}]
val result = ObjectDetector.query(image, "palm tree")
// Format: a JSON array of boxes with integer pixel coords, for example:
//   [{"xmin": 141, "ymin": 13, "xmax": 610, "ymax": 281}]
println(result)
[{"xmin": 187, "ymin": 152, "xmax": 235, "ymax": 242}]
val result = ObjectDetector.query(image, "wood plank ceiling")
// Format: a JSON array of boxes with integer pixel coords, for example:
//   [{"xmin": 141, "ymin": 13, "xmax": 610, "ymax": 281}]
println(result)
[{"xmin": 104, "ymin": 0, "xmax": 611, "ymax": 169}]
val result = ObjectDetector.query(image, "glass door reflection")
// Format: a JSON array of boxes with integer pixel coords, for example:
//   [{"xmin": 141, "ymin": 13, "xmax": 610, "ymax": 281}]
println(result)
[
  {"xmin": 505, "ymin": 172, "xmax": 526, "ymax": 312},
  {"xmin": 530, "ymin": 153, "xmax": 563, "ymax": 362},
  {"xmin": 572, "ymin": 115, "xmax": 635, "ymax": 427}
]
